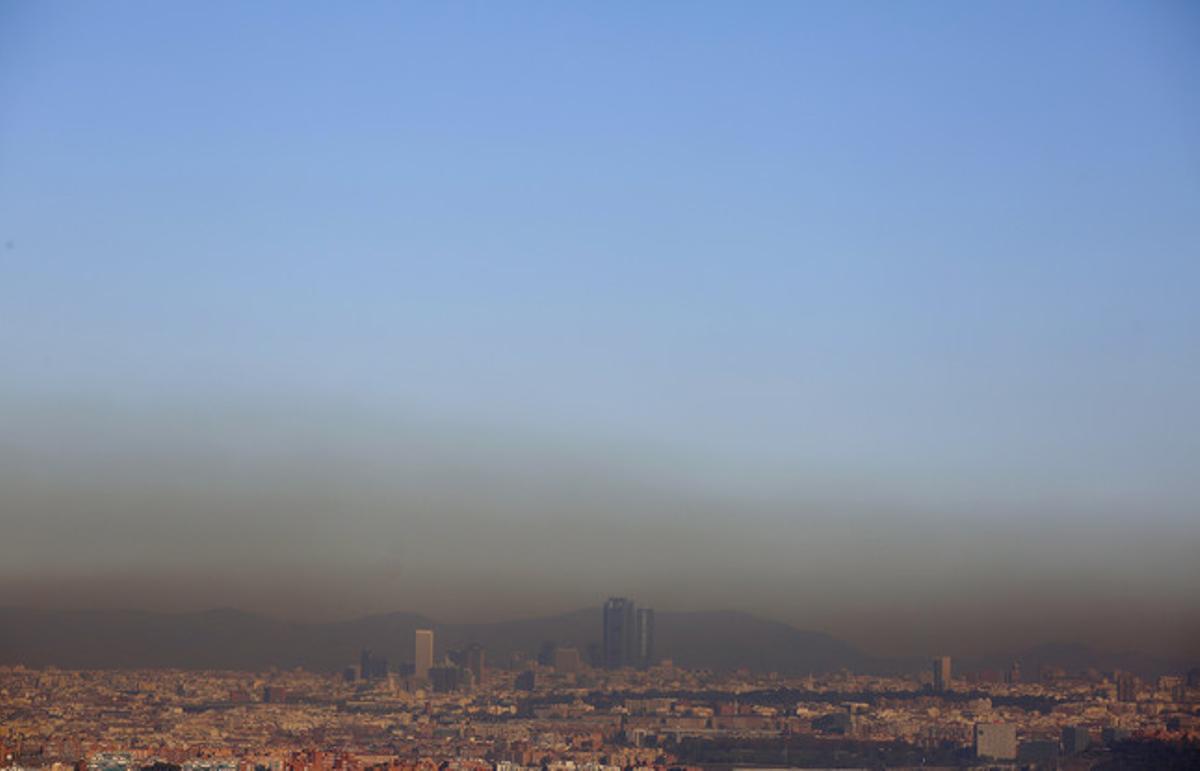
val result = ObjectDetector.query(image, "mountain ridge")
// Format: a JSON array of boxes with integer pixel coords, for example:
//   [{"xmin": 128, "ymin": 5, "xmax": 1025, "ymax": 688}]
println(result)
[{"xmin": 0, "ymin": 606, "xmax": 1190, "ymax": 678}]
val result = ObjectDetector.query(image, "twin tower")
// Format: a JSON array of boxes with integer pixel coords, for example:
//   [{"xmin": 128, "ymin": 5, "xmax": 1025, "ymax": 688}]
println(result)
[
  {"xmin": 409, "ymin": 601, "xmax": 651, "ymax": 678},
  {"xmin": 602, "ymin": 597, "xmax": 654, "ymax": 669}
]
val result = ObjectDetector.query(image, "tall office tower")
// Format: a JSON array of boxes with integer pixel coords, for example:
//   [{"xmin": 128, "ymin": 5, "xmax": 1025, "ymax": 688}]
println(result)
[
  {"xmin": 635, "ymin": 607, "xmax": 655, "ymax": 668},
  {"xmin": 1005, "ymin": 660, "xmax": 1021, "ymax": 685},
  {"xmin": 603, "ymin": 597, "xmax": 636, "ymax": 669},
  {"xmin": 360, "ymin": 649, "xmax": 373, "ymax": 681},
  {"xmin": 415, "ymin": 629, "xmax": 434, "ymax": 682},
  {"xmin": 932, "ymin": 656, "xmax": 952, "ymax": 691},
  {"xmin": 465, "ymin": 643, "xmax": 486, "ymax": 686}
]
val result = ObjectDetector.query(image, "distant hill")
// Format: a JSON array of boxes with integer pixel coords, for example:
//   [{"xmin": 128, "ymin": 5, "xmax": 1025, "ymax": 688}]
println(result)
[
  {"xmin": 0, "ymin": 606, "xmax": 868, "ymax": 673},
  {"xmin": 0, "ymin": 607, "xmax": 1190, "ymax": 678}
]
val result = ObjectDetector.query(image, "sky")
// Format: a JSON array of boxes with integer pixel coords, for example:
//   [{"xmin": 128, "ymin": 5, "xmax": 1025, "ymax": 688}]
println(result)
[{"xmin": 1, "ymin": 1, "xmax": 1199, "ymax": 659}]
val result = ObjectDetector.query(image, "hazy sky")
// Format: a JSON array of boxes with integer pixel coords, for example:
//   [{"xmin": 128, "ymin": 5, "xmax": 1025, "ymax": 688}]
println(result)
[{"xmin": 1, "ymin": 2, "xmax": 1198, "ymax": 658}]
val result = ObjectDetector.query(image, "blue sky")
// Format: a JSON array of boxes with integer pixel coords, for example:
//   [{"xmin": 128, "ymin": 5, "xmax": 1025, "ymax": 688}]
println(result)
[
  {"xmin": 2, "ymin": 3, "xmax": 1200, "ymax": 644},
  {"xmin": 3, "ymin": 1, "xmax": 1199, "ymax": 493}
]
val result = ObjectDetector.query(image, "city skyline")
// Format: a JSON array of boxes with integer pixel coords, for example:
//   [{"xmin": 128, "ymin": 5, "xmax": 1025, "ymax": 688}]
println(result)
[
  {"xmin": 0, "ymin": 602, "xmax": 1193, "ymax": 680},
  {"xmin": 3, "ymin": 601, "xmax": 1198, "ymax": 767},
  {"xmin": 4, "ymin": 0, "xmax": 1199, "ymax": 766},
  {"xmin": 2, "ymin": 0, "xmax": 1198, "ymax": 682}
]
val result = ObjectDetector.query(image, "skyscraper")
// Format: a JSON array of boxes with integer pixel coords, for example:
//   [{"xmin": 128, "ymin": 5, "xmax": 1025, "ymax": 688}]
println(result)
[
  {"xmin": 932, "ymin": 656, "xmax": 952, "ymax": 691},
  {"xmin": 635, "ymin": 607, "xmax": 655, "ymax": 668},
  {"xmin": 415, "ymin": 629, "xmax": 434, "ymax": 682},
  {"xmin": 465, "ymin": 643, "xmax": 485, "ymax": 686},
  {"xmin": 603, "ymin": 597, "xmax": 636, "ymax": 669}
]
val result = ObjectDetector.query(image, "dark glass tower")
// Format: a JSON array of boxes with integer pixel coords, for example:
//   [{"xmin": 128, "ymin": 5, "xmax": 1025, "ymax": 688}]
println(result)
[
  {"xmin": 602, "ymin": 597, "xmax": 636, "ymax": 669},
  {"xmin": 635, "ymin": 607, "xmax": 655, "ymax": 668}
]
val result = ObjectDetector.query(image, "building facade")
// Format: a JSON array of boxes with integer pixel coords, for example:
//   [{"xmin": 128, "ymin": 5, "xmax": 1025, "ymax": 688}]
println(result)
[
  {"xmin": 635, "ymin": 608, "xmax": 655, "ymax": 668},
  {"xmin": 415, "ymin": 629, "xmax": 434, "ymax": 682},
  {"xmin": 974, "ymin": 723, "xmax": 1016, "ymax": 760},
  {"xmin": 932, "ymin": 656, "xmax": 952, "ymax": 691},
  {"xmin": 465, "ymin": 643, "xmax": 485, "ymax": 686},
  {"xmin": 603, "ymin": 598, "xmax": 636, "ymax": 669}
]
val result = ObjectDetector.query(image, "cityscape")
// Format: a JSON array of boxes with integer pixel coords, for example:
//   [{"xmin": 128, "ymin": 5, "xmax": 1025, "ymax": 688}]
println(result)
[
  {"xmin": 3, "ymin": 1, "xmax": 1199, "ymax": 770},
  {"xmin": 2, "ymin": 598, "xmax": 1199, "ymax": 771}
]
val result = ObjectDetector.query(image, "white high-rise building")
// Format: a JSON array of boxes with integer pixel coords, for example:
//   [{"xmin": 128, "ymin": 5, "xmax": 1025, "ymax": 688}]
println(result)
[{"xmin": 415, "ymin": 629, "xmax": 434, "ymax": 681}]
